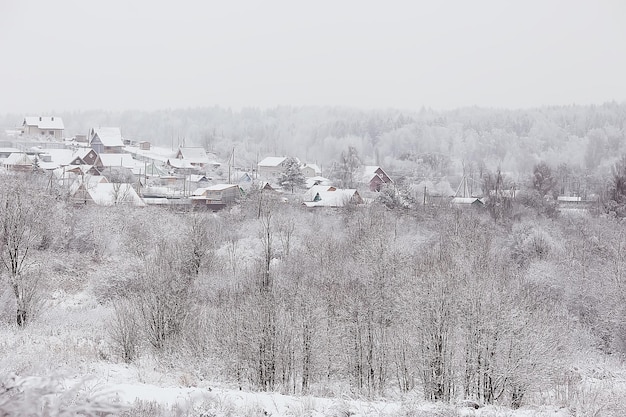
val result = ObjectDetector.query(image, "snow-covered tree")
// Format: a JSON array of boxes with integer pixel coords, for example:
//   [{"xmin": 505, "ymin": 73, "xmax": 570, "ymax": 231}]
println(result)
[
  {"xmin": 333, "ymin": 146, "xmax": 362, "ymax": 189},
  {"xmin": 0, "ymin": 175, "xmax": 48, "ymax": 326},
  {"xmin": 278, "ymin": 157, "xmax": 306, "ymax": 194},
  {"xmin": 532, "ymin": 161, "xmax": 557, "ymax": 198}
]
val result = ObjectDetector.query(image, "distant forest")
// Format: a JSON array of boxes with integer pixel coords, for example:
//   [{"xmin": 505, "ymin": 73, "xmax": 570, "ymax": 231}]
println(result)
[{"xmin": 2, "ymin": 102, "xmax": 625, "ymax": 193}]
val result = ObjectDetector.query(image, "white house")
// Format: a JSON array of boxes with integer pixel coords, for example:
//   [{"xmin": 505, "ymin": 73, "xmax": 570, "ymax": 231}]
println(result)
[
  {"xmin": 21, "ymin": 117, "xmax": 64, "ymax": 139},
  {"xmin": 258, "ymin": 156, "xmax": 295, "ymax": 178}
]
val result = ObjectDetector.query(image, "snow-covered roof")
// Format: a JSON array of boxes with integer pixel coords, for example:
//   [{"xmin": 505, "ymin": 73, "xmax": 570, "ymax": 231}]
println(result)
[
  {"xmin": 0, "ymin": 147, "xmax": 22, "ymax": 154},
  {"xmin": 69, "ymin": 175, "xmax": 108, "ymax": 195},
  {"xmin": 98, "ymin": 153, "xmax": 136, "ymax": 168},
  {"xmin": 451, "ymin": 197, "xmax": 483, "ymax": 205},
  {"xmin": 90, "ymin": 127, "xmax": 124, "ymax": 147},
  {"xmin": 74, "ymin": 147, "xmax": 97, "ymax": 160},
  {"xmin": 167, "ymin": 158, "xmax": 194, "ymax": 169},
  {"xmin": 304, "ymin": 189, "xmax": 361, "ymax": 207},
  {"xmin": 187, "ymin": 174, "xmax": 209, "ymax": 183},
  {"xmin": 4, "ymin": 152, "xmax": 33, "ymax": 166},
  {"xmin": 83, "ymin": 183, "xmax": 145, "ymax": 206},
  {"xmin": 38, "ymin": 161, "xmax": 60, "ymax": 171},
  {"xmin": 305, "ymin": 176, "xmax": 332, "ymax": 189},
  {"xmin": 192, "ymin": 187, "xmax": 209, "ymax": 196},
  {"xmin": 258, "ymin": 156, "xmax": 288, "ymax": 167},
  {"xmin": 193, "ymin": 184, "xmax": 239, "ymax": 196},
  {"xmin": 23, "ymin": 116, "xmax": 64, "ymax": 130},
  {"xmin": 177, "ymin": 147, "xmax": 208, "ymax": 163},
  {"xmin": 361, "ymin": 165, "xmax": 390, "ymax": 183},
  {"xmin": 39, "ymin": 149, "xmax": 75, "ymax": 166},
  {"xmin": 206, "ymin": 183, "xmax": 239, "ymax": 191},
  {"xmin": 305, "ymin": 184, "xmax": 337, "ymax": 201},
  {"xmin": 557, "ymin": 196, "xmax": 582, "ymax": 202},
  {"xmin": 125, "ymin": 145, "xmax": 173, "ymax": 164}
]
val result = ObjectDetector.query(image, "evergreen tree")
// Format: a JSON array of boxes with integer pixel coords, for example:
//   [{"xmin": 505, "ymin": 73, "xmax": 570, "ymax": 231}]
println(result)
[
  {"xmin": 532, "ymin": 162, "xmax": 557, "ymax": 198},
  {"xmin": 278, "ymin": 157, "xmax": 306, "ymax": 193}
]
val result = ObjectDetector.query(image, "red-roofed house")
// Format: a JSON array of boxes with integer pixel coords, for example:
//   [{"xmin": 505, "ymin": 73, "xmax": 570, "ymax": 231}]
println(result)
[{"xmin": 361, "ymin": 166, "xmax": 393, "ymax": 192}]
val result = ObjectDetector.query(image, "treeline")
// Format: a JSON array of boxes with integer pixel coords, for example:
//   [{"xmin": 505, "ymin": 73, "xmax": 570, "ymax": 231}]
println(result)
[
  {"xmin": 2, "ymin": 102, "xmax": 625, "ymax": 183},
  {"xmin": 1, "ymin": 173, "xmax": 625, "ymax": 409}
]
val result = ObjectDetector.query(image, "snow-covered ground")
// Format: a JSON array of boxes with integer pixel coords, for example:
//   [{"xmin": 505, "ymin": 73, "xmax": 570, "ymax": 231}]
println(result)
[{"xmin": 0, "ymin": 272, "xmax": 624, "ymax": 416}]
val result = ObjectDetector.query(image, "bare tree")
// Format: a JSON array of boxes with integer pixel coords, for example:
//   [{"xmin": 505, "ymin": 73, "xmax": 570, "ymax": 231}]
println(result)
[
  {"xmin": 0, "ymin": 175, "xmax": 47, "ymax": 326},
  {"xmin": 135, "ymin": 243, "xmax": 195, "ymax": 350},
  {"xmin": 257, "ymin": 205, "xmax": 277, "ymax": 390},
  {"xmin": 108, "ymin": 298, "xmax": 141, "ymax": 363}
]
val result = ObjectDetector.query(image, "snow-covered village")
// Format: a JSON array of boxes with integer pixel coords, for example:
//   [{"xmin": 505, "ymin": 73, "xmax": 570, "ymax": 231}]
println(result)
[
  {"xmin": 3, "ymin": 116, "xmax": 394, "ymax": 210},
  {"xmin": 2, "ymin": 1, "xmax": 626, "ymax": 416}
]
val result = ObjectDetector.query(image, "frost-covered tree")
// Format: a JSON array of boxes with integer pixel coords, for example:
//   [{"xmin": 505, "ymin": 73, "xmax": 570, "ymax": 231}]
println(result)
[
  {"xmin": 0, "ymin": 175, "xmax": 48, "ymax": 326},
  {"xmin": 278, "ymin": 157, "xmax": 306, "ymax": 194},
  {"xmin": 333, "ymin": 146, "xmax": 362, "ymax": 189},
  {"xmin": 606, "ymin": 154, "xmax": 626, "ymax": 217},
  {"xmin": 532, "ymin": 161, "xmax": 557, "ymax": 198}
]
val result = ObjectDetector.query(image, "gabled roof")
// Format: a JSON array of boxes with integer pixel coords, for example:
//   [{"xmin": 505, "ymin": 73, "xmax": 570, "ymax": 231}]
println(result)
[
  {"xmin": 176, "ymin": 147, "xmax": 208, "ymax": 163},
  {"xmin": 74, "ymin": 147, "xmax": 98, "ymax": 161},
  {"xmin": 69, "ymin": 175, "xmax": 108, "ymax": 195},
  {"xmin": 4, "ymin": 152, "xmax": 33, "ymax": 166},
  {"xmin": 239, "ymin": 172, "xmax": 253, "ymax": 182},
  {"xmin": 90, "ymin": 127, "xmax": 124, "ymax": 147},
  {"xmin": 23, "ymin": 116, "xmax": 64, "ymax": 130},
  {"xmin": 305, "ymin": 184, "xmax": 337, "ymax": 201},
  {"xmin": 361, "ymin": 165, "xmax": 392, "ymax": 183},
  {"xmin": 260, "ymin": 182, "xmax": 275, "ymax": 191},
  {"xmin": 80, "ymin": 183, "xmax": 145, "ymax": 206},
  {"xmin": 167, "ymin": 158, "xmax": 194, "ymax": 169},
  {"xmin": 63, "ymin": 165, "xmax": 98, "ymax": 175},
  {"xmin": 258, "ymin": 156, "xmax": 288, "ymax": 167}
]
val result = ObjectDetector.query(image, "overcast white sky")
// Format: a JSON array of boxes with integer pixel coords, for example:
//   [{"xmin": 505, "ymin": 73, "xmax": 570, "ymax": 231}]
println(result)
[{"xmin": 0, "ymin": 0, "xmax": 625, "ymax": 114}]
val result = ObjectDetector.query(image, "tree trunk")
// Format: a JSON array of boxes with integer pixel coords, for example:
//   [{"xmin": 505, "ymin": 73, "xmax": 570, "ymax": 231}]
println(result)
[{"xmin": 16, "ymin": 308, "xmax": 27, "ymax": 327}]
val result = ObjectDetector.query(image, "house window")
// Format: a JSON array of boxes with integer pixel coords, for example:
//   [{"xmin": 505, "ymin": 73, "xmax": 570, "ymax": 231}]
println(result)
[{"xmin": 49, "ymin": 131, "xmax": 55, "ymax": 135}]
